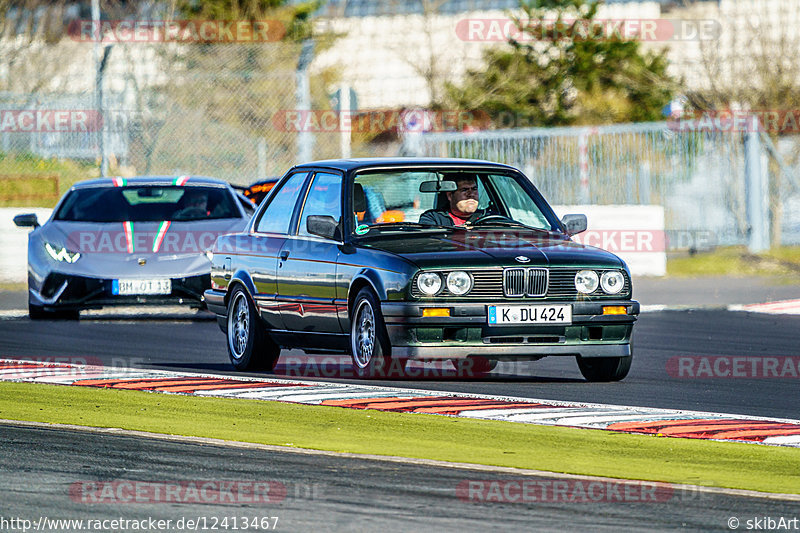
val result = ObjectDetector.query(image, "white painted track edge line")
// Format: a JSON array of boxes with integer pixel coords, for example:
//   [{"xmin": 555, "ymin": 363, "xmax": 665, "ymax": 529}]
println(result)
[{"xmin": 3, "ymin": 358, "xmax": 800, "ymax": 425}]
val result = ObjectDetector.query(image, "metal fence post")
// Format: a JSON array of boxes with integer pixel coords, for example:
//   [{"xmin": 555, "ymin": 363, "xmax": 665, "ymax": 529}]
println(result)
[
  {"xmin": 296, "ymin": 40, "xmax": 315, "ymax": 164},
  {"xmin": 744, "ymin": 116, "xmax": 769, "ymax": 253},
  {"xmin": 638, "ymin": 161, "xmax": 651, "ymax": 204},
  {"xmin": 97, "ymin": 45, "xmax": 112, "ymax": 177},
  {"xmin": 578, "ymin": 129, "xmax": 590, "ymax": 203},
  {"xmin": 339, "ymin": 83, "xmax": 351, "ymax": 159}
]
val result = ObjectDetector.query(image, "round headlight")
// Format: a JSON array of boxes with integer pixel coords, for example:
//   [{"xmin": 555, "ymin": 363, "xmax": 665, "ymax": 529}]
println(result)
[
  {"xmin": 416, "ymin": 272, "xmax": 442, "ymax": 296},
  {"xmin": 574, "ymin": 270, "xmax": 599, "ymax": 294},
  {"xmin": 600, "ymin": 271, "xmax": 625, "ymax": 294},
  {"xmin": 446, "ymin": 271, "xmax": 472, "ymax": 295}
]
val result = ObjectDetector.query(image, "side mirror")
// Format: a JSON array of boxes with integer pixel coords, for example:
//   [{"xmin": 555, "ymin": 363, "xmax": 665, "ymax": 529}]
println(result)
[
  {"xmin": 306, "ymin": 215, "xmax": 340, "ymax": 240},
  {"xmin": 13, "ymin": 213, "xmax": 40, "ymax": 228},
  {"xmin": 561, "ymin": 214, "xmax": 587, "ymax": 235}
]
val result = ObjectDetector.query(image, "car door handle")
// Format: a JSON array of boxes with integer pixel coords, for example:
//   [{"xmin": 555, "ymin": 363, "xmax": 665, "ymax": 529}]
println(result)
[{"xmin": 279, "ymin": 250, "xmax": 290, "ymax": 261}]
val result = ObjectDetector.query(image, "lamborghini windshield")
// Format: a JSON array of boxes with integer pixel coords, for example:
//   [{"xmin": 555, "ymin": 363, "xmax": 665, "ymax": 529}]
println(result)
[{"xmin": 55, "ymin": 186, "xmax": 240, "ymax": 222}]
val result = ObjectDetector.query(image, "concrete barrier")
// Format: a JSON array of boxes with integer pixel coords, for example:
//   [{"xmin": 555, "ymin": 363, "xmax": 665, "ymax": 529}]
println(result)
[
  {"xmin": 1, "ymin": 208, "xmax": 53, "ymax": 283},
  {"xmin": 552, "ymin": 205, "xmax": 666, "ymax": 277}
]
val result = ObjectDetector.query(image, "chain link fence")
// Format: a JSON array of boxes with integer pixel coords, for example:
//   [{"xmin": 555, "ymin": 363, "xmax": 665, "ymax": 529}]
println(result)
[
  {"xmin": 0, "ymin": 38, "xmax": 346, "ymax": 200},
  {"xmin": 3, "ymin": 21, "xmax": 800, "ymax": 251},
  {"xmin": 407, "ymin": 122, "xmax": 800, "ymax": 249}
]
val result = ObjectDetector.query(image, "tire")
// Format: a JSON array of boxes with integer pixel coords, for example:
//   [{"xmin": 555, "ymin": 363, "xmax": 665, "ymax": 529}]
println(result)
[
  {"xmin": 226, "ymin": 286, "xmax": 280, "ymax": 371},
  {"xmin": 454, "ymin": 356, "xmax": 498, "ymax": 376},
  {"xmin": 576, "ymin": 345, "xmax": 632, "ymax": 382},
  {"xmin": 28, "ymin": 303, "xmax": 47, "ymax": 320},
  {"xmin": 28, "ymin": 302, "xmax": 79, "ymax": 320},
  {"xmin": 350, "ymin": 287, "xmax": 392, "ymax": 379}
]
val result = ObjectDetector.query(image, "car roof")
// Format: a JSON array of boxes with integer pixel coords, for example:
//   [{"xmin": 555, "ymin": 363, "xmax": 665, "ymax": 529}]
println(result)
[
  {"xmin": 289, "ymin": 157, "xmax": 519, "ymax": 173},
  {"xmin": 71, "ymin": 176, "xmax": 231, "ymax": 189}
]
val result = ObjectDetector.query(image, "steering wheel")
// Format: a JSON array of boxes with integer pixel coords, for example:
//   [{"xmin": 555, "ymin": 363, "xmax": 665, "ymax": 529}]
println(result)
[{"xmin": 469, "ymin": 213, "xmax": 513, "ymax": 226}]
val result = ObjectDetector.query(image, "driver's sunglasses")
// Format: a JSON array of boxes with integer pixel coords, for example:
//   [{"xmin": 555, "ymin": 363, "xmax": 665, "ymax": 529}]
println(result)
[{"xmin": 458, "ymin": 186, "xmax": 479, "ymax": 193}]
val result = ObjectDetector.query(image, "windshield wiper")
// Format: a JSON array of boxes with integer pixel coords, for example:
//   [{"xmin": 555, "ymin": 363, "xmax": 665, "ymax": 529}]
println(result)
[
  {"xmin": 362, "ymin": 222, "xmax": 450, "ymax": 232},
  {"xmin": 465, "ymin": 219, "xmax": 553, "ymax": 233}
]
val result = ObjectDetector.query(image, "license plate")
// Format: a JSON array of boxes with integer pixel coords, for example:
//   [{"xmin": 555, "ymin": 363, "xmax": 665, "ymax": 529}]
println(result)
[
  {"xmin": 112, "ymin": 279, "xmax": 172, "ymax": 295},
  {"xmin": 488, "ymin": 304, "xmax": 572, "ymax": 325}
]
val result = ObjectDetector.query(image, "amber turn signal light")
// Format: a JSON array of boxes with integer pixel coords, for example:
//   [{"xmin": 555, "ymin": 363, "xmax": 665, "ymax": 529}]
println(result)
[
  {"xmin": 422, "ymin": 308, "xmax": 451, "ymax": 317},
  {"xmin": 602, "ymin": 306, "xmax": 627, "ymax": 315}
]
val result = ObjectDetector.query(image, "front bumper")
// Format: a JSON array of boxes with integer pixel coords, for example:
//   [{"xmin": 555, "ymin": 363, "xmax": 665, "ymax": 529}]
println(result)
[
  {"xmin": 381, "ymin": 300, "xmax": 638, "ymax": 360},
  {"xmin": 29, "ymin": 272, "xmax": 211, "ymax": 311},
  {"xmin": 204, "ymin": 289, "xmax": 228, "ymax": 331}
]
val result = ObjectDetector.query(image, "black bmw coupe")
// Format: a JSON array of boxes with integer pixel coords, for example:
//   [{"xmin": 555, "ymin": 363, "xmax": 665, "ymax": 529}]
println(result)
[{"xmin": 204, "ymin": 158, "xmax": 639, "ymax": 380}]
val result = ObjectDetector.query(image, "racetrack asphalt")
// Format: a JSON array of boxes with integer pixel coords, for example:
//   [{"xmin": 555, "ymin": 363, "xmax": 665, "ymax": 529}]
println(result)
[
  {"xmin": 0, "ymin": 308, "xmax": 798, "ymax": 420},
  {"xmin": 2, "ymin": 423, "xmax": 798, "ymax": 533}
]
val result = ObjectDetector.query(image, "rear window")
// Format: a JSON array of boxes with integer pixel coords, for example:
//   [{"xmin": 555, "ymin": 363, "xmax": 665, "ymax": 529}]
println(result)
[{"xmin": 55, "ymin": 186, "xmax": 240, "ymax": 222}]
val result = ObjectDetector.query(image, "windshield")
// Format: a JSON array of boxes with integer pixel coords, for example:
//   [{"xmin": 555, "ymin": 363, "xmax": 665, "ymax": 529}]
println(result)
[
  {"xmin": 55, "ymin": 186, "xmax": 240, "ymax": 222},
  {"xmin": 351, "ymin": 169, "xmax": 559, "ymax": 235}
]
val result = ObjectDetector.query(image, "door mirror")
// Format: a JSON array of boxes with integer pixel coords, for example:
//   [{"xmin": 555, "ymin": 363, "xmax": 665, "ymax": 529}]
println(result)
[
  {"xmin": 561, "ymin": 214, "xmax": 587, "ymax": 235},
  {"xmin": 13, "ymin": 213, "xmax": 40, "ymax": 228},
  {"xmin": 306, "ymin": 215, "xmax": 339, "ymax": 240}
]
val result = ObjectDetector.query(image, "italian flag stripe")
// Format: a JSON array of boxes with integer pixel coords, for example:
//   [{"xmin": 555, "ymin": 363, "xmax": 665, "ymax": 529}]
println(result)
[
  {"xmin": 152, "ymin": 221, "xmax": 171, "ymax": 253},
  {"xmin": 174, "ymin": 175, "xmax": 190, "ymax": 186},
  {"xmin": 112, "ymin": 177, "xmax": 126, "ymax": 187},
  {"xmin": 123, "ymin": 221, "xmax": 134, "ymax": 253}
]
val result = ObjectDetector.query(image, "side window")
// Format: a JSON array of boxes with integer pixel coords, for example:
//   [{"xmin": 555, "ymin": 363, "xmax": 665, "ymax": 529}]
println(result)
[
  {"xmin": 488, "ymin": 174, "xmax": 550, "ymax": 229},
  {"xmin": 255, "ymin": 172, "xmax": 308, "ymax": 234},
  {"xmin": 298, "ymin": 172, "xmax": 342, "ymax": 237}
]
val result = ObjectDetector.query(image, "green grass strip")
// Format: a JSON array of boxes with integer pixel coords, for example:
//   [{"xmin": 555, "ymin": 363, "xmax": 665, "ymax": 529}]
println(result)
[
  {"xmin": 2, "ymin": 381, "xmax": 799, "ymax": 494},
  {"xmin": 668, "ymin": 245, "xmax": 800, "ymax": 278}
]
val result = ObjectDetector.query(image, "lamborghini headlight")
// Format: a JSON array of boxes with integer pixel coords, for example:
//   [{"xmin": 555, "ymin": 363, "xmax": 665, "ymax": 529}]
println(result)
[{"xmin": 44, "ymin": 242, "xmax": 81, "ymax": 263}]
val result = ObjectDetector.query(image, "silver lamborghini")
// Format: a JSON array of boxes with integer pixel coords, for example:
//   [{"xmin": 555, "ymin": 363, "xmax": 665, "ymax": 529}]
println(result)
[{"xmin": 13, "ymin": 176, "xmax": 253, "ymax": 319}]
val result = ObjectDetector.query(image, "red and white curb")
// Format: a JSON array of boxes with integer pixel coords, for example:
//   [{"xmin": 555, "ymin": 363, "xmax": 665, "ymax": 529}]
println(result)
[
  {"xmin": 728, "ymin": 299, "xmax": 800, "ymax": 315},
  {"xmin": 2, "ymin": 358, "xmax": 800, "ymax": 448}
]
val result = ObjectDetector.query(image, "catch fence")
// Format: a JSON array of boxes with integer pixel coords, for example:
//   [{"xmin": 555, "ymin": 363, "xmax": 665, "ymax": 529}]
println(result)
[{"xmin": 409, "ymin": 122, "xmax": 800, "ymax": 250}]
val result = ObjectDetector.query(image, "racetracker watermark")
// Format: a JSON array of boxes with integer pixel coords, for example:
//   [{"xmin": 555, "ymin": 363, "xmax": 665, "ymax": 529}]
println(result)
[
  {"xmin": 278, "ymin": 355, "xmax": 501, "ymax": 379},
  {"xmin": 68, "ymin": 19, "xmax": 285, "ymax": 43},
  {"xmin": 668, "ymin": 110, "xmax": 800, "ymax": 134},
  {"xmin": 67, "ymin": 230, "xmax": 220, "ymax": 254},
  {"xmin": 455, "ymin": 18, "xmax": 720, "ymax": 42},
  {"xmin": 271, "ymin": 109, "xmax": 490, "ymax": 133},
  {"xmin": 0, "ymin": 516, "xmax": 279, "ymax": 532},
  {"xmin": 0, "ymin": 110, "xmax": 102, "ymax": 132},
  {"xmin": 215, "ymin": 229, "xmax": 712, "ymax": 257},
  {"xmin": 0, "ymin": 357, "xmax": 105, "ymax": 379},
  {"xmin": 457, "ymin": 479, "xmax": 675, "ymax": 503},
  {"xmin": 667, "ymin": 356, "xmax": 800, "ymax": 379},
  {"xmin": 570, "ymin": 230, "xmax": 665, "ymax": 253},
  {"xmin": 69, "ymin": 481, "xmax": 298, "ymax": 504}
]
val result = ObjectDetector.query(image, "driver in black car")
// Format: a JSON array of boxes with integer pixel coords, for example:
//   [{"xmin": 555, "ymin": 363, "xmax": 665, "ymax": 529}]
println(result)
[{"xmin": 418, "ymin": 176, "xmax": 488, "ymax": 226}]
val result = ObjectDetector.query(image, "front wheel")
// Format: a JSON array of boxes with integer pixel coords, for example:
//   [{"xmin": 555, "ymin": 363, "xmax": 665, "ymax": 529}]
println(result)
[
  {"xmin": 226, "ymin": 286, "xmax": 280, "ymax": 371},
  {"xmin": 576, "ymin": 352, "xmax": 631, "ymax": 382},
  {"xmin": 350, "ymin": 288, "xmax": 392, "ymax": 379}
]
